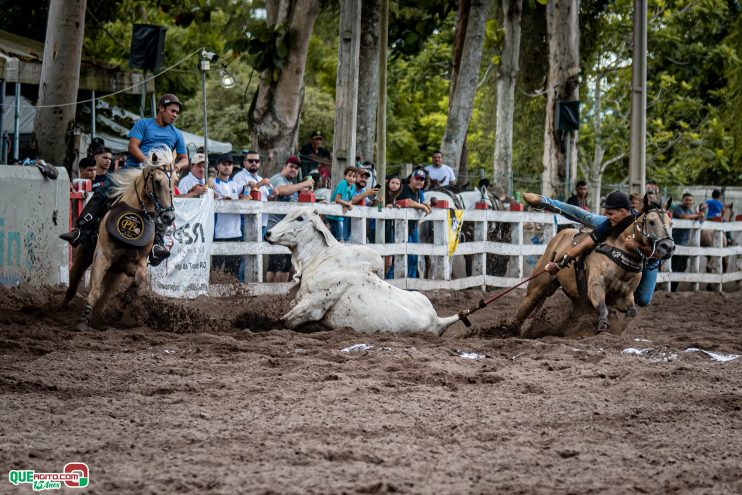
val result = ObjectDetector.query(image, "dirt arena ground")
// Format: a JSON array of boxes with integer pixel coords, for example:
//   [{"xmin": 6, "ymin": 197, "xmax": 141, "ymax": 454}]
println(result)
[{"xmin": 1, "ymin": 284, "xmax": 740, "ymax": 494}]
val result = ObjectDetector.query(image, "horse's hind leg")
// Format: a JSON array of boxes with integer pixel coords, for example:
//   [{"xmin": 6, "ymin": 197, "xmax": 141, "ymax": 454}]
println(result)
[
  {"xmin": 80, "ymin": 250, "xmax": 113, "ymax": 328},
  {"xmin": 513, "ymin": 278, "xmax": 560, "ymax": 337}
]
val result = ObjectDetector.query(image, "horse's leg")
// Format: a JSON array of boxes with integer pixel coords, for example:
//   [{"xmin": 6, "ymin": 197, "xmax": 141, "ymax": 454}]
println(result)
[
  {"xmin": 588, "ymin": 284, "xmax": 609, "ymax": 332},
  {"xmin": 63, "ymin": 245, "xmax": 93, "ymax": 307},
  {"xmin": 513, "ymin": 277, "xmax": 559, "ymax": 337},
  {"xmin": 133, "ymin": 258, "xmax": 150, "ymax": 295},
  {"xmin": 81, "ymin": 248, "xmax": 114, "ymax": 328}
]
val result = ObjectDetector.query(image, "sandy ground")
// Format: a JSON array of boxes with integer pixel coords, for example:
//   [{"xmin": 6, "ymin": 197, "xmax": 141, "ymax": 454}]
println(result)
[{"xmin": 1, "ymin": 284, "xmax": 741, "ymax": 494}]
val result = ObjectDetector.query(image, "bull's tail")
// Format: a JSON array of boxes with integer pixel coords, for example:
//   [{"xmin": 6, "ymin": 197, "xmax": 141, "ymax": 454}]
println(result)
[{"xmin": 435, "ymin": 314, "xmax": 461, "ymax": 336}]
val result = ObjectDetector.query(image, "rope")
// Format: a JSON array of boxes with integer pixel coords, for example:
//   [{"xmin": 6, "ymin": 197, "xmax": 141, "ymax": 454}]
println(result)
[{"xmin": 0, "ymin": 47, "xmax": 204, "ymax": 110}]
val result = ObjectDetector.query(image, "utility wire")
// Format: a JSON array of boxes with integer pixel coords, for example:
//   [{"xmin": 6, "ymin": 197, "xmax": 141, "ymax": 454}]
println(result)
[{"xmin": 1, "ymin": 47, "xmax": 203, "ymax": 109}]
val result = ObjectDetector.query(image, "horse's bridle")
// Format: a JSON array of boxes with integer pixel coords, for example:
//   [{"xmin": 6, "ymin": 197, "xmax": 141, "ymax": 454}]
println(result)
[
  {"xmin": 137, "ymin": 165, "xmax": 175, "ymax": 222},
  {"xmin": 632, "ymin": 206, "xmax": 672, "ymax": 259}
]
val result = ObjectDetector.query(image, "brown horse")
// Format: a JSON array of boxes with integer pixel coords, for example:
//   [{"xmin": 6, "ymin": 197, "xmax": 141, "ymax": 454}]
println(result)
[
  {"xmin": 64, "ymin": 147, "xmax": 177, "ymax": 327},
  {"xmin": 513, "ymin": 198, "xmax": 674, "ymax": 336}
]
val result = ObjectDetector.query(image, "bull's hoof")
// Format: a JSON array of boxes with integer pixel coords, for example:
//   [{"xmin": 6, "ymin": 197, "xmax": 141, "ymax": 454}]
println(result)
[
  {"xmin": 626, "ymin": 307, "xmax": 637, "ymax": 318},
  {"xmin": 597, "ymin": 318, "xmax": 609, "ymax": 332}
]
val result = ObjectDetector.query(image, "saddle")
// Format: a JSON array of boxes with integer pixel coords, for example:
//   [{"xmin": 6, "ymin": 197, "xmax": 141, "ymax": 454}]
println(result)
[{"xmin": 105, "ymin": 202, "xmax": 156, "ymax": 247}]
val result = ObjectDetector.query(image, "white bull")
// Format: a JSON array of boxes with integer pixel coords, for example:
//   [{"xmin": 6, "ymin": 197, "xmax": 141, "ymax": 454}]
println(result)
[{"xmin": 265, "ymin": 207, "xmax": 460, "ymax": 335}]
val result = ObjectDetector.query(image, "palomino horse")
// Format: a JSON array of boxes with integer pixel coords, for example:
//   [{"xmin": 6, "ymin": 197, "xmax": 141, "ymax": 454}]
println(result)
[
  {"xmin": 64, "ymin": 147, "xmax": 177, "ymax": 327},
  {"xmin": 513, "ymin": 197, "xmax": 675, "ymax": 336}
]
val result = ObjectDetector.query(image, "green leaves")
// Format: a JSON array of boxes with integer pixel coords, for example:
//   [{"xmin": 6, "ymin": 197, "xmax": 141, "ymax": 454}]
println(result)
[{"xmin": 229, "ymin": 20, "xmax": 291, "ymax": 80}]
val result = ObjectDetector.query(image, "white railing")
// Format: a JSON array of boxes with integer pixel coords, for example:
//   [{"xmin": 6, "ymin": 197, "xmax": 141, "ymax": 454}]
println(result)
[{"xmin": 212, "ymin": 201, "xmax": 742, "ymax": 295}]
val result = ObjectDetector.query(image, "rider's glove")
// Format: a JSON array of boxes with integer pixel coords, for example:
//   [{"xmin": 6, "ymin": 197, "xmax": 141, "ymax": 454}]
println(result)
[{"xmin": 556, "ymin": 253, "xmax": 573, "ymax": 269}]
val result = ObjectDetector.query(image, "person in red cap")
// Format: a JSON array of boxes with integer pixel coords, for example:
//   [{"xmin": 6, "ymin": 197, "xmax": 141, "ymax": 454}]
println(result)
[
  {"xmin": 266, "ymin": 155, "xmax": 315, "ymax": 282},
  {"xmin": 60, "ymin": 94, "xmax": 189, "ymax": 266}
]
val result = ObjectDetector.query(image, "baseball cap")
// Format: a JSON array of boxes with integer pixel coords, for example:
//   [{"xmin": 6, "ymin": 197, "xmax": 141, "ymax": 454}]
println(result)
[
  {"xmin": 191, "ymin": 153, "xmax": 206, "ymax": 165},
  {"xmin": 158, "ymin": 94, "xmax": 182, "ymax": 109},
  {"xmin": 311, "ymin": 130, "xmax": 323, "ymax": 139},
  {"xmin": 411, "ymin": 169, "xmax": 426, "ymax": 180},
  {"xmin": 357, "ymin": 168, "xmax": 371, "ymax": 177},
  {"xmin": 217, "ymin": 153, "xmax": 233, "ymax": 164},
  {"xmin": 603, "ymin": 191, "xmax": 631, "ymax": 210},
  {"xmin": 286, "ymin": 155, "xmax": 301, "ymax": 166}
]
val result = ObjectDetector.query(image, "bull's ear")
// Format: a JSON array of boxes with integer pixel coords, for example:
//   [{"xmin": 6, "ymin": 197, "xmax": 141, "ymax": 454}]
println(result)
[{"xmin": 310, "ymin": 214, "xmax": 335, "ymax": 246}]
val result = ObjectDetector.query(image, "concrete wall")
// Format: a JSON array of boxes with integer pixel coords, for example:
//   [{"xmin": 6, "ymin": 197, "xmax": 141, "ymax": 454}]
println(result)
[{"xmin": 0, "ymin": 166, "xmax": 69, "ymax": 286}]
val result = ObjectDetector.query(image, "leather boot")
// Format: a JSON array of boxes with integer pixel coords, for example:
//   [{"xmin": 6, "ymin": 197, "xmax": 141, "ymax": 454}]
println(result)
[
  {"xmin": 522, "ymin": 192, "xmax": 545, "ymax": 209},
  {"xmin": 60, "ymin": 193, "xmax": 107, "ymax": 247},
  {"xmin": 148, "ymin": 229, "xmax": 171, "ymax": 266}
]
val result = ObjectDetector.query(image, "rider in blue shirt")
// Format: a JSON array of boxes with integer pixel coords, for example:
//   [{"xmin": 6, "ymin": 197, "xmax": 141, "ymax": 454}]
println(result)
[{"xmin": 60, "ymin": 94, "xmax": 189, "ymax": 265}]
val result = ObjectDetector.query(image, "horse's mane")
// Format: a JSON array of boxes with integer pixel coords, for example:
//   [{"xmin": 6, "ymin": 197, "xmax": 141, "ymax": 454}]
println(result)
[{"xmin": 109, "ymin": 146, "xmax": 174, "ymax": 201}]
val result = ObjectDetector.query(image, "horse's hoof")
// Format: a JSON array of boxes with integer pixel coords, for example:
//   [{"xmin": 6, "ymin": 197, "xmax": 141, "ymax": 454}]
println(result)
[
  {"xmin": 597, "ymin": 318, "xmax": 609, "ymax": 332},
  {"xmin": 75, "ymin": 320, "xmax": 89, "ymax": 332},
  {"xmin": 626, "ymin": 307, "xmax": 637, "ymax": 318}
]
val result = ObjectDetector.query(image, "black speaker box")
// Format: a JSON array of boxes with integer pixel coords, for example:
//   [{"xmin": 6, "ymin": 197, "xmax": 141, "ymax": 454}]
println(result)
[
  {"xmin": 556, "ymin": 100, "xmax": 580, "ymax": 132},
  {"xmin": 129, "ymin": 24, "xmax": 166, "ymax": 71}
]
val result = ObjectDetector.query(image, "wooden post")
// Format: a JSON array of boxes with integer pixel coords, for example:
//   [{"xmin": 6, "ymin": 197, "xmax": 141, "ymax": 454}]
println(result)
[
  {"xmin": 472, "ymin": 216, "xmax": 487, "ymax": 290},
  {"xmin": 376, "ymin": 0, "xmax": 388, "ymax": 204},
  {"xmin": 332, "ymin": 0, "xmax": 362, "ymax": 187},
  {"xmin": 690, "ymin": 224, "xmax": 701, "ymax": 291},
  {"xmin": 241, "ymin": 210, "xmax": 262, "ymax": 282}
]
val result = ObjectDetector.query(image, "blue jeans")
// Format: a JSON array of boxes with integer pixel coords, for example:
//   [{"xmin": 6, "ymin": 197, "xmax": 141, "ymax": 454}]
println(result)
[
  {"xmin": 408, "ymin": 227, "xmax": 419, "ymax": 278},
  {"xmin": 328, "ymin": 219, "xmax": 346, "ymax": 242},
  {"xmin": 540, "ymin": 196, "xmax": 657, "ymax": 307}
]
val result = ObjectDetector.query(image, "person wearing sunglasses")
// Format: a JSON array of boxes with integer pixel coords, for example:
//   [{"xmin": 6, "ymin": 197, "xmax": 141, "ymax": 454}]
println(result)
[
  {"xmin": 395, "ymin": 169, "xmax": 432, "ymax": 278},
  {"xmin": 234, "ymin": 150, "xmax": 274, "ymax": 240}
]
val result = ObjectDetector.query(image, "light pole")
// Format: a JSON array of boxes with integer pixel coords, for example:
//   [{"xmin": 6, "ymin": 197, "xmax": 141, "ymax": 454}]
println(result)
[{"xmin": 200, "ymin": 50, "xmax": 219, "ymax": 164}]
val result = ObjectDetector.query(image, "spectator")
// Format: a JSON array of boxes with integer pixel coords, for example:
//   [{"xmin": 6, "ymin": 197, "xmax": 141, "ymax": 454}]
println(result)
[
  {"xmin": 93, "ymin": 146, "xmax": 113, "ymax": 177},
  {"xmin": 210, "ymin": 154, "xmax": 244, "ymax": 280},
  {"xmin": 233, "ymin": 150, "xmax": 273, "ymax": 240},
  {"xmin": 267, "ymin": 156, "xmax": 315, "ymax": 282},
  {"xmin": 78, "ymin": 157, "xmax": 96, "ymax": 180},
  {"xmin": 87, "ymin": 136, "xmax": 105, "ymax": 157},
  {"xmin": 327, "ymin": 167, "xmax": 357, "ymax": 242},
  {"xmin": 113, "ymin": 153, "xmax": 127, "ymax": 172},
  {"xmin": 646, "ymin": 179, "xmax": 664, "ymax": 205},
  {"xmin": 299, "ymin": 130, "xmax": 331, "ymax": 185},
  {"xmin": 567, "ymin": 180, "xmax": 590, "ymax": 211},
  {"xmin": 396, "ymin": 169, "xmax": 431, "ymax": 278},
  {"xmin": 352, "ymin": 167, "xmax": 380, "ymax": 243},
  {"xmin": 670, "ymin": 193, "xmax": 705, "ymax": 292},
  {"xmin": 208, "ymin": 166, "xmax": 217, "ymax": 180},
  {"xmin": 384, "ymin": 176, "xmax": 403, "ymax": 278},
  {"xmin": 177, "ymin": 153, "xmax": 208, "ymax": 198},
  {"xmin": 356, "ymin": 160, "xmax": 378, "ymax": 189},
  {"xmin": 425, "ymin": 151, "xmax": 456, "ymax": 187},
  {"xmin": 705, "ymin": 189, "xmax": 725, "ymax": 220},
  {"xmin": 629, "ymin": 193, "xmax": 642, "ymax": 211}
]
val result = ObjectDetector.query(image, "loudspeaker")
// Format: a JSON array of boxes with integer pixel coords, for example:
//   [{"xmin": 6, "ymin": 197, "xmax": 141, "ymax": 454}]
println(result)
[
  {"xmin": 556, "ymin": 100, "xmax": 580, "ymax": 131},
  {"xmin": 129, "ymin": 24, "xmax": 166, "ymax": 71}
]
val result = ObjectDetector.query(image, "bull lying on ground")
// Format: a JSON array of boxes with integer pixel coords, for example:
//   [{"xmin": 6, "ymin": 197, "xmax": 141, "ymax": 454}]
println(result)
[{"xmin": 265, "ymin": 207, "xmax": 460, "ymax": 335}]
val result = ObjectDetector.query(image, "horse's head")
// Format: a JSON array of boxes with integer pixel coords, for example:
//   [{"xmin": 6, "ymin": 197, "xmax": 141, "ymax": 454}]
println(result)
[
  {"xmin": 142, "ymin": 146, "xmax": 177, "ymax": 226},
  {"xmin": 635, "ymin": 195, "xmax": 675, "ymax": 260}
]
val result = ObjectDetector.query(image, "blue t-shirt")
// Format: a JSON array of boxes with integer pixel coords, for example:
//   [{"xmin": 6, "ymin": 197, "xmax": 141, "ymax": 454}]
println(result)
[
  {"xmin": 705, "ymin": 199, "xmax": 723, "ymax": 219},
  {"xmin": 327, "ymin": 179, "xmax": 356, "ymax": 221},
  {"xmin": 125, "ymin": 118, "xmax": 186, "ymax": 168}
]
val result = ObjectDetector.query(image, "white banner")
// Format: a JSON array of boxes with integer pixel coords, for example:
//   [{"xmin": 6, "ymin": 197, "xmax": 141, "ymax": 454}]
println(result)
[{"xmin": 150, "ymin": 191, "xmax": 215, "ymax": 298}]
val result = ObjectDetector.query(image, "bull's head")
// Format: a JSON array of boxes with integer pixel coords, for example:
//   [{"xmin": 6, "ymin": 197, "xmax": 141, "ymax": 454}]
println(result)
[{"xmin": 265, "ymin": 207, "xmax": 336, "ymax": 248}]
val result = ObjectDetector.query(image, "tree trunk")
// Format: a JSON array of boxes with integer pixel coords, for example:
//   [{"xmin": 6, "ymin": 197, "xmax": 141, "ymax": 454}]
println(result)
[
  {"xmin": 493, "ymin": 0, "xmax": 522, "ymax": 197},
  {"xmin": 440, "ymin": 0, "xmax": 491, "ymax": 177},
  {"xmin": 589, "ymin": 75, "xmax": 605, "ymax": 211},
  {"xmin": 249, "ymin": 0, "xmax": 321, "ymax": 177},
  {"xmin": 541, "ymin": 0, "xmax": 579, "ymax": 198},
  {"xmin": 356, "ymin": 0, "xmax": 381, "ymax": 164},
  {"xmin": 332, "ymin": 0, "xmax": 362, "ymax": 184},
  {"xmin": 33, "ymin": 0, "xmax": 86, "ymax": 173}
]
